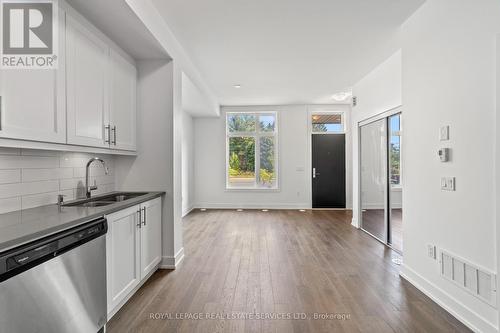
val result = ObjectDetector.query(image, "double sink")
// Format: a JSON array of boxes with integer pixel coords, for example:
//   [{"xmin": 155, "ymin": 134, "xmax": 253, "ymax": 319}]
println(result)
[{"xmin": 62, "ymin": 192, "xmax": 148, "ymax": 208}]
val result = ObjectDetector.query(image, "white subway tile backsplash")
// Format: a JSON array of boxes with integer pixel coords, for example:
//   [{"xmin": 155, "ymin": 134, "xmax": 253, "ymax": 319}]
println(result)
[
  {"xmin": 0, "ymin": 169, "xmax": 21, "ymax": 184},
  {"xmin": 21, "ymin": 149, "xmax": 59, "ymax": 157},
  {"xmin": 22, "ymin": 189, "xmax": 74, "ymax": 210},
  {"xmin": 0, "ymin": 148, "xmax": 21, "ymax": 155},
  {"xmin": 59, "ymin": 178, "xmax": 85, "ymax": 191},
  {"xmin": 22, "ymin": 168, "xmax": 73, "ymax": 182},
  {"xmin": 73, "ymin": 165, "xmax": 111, "ymax": 178},
  {"xmin": 0, "ymin": 197, "xmax": 21, "ymax": 215},
  {"xmin": 0, "ymin": 149, "xmax": 115, "ymax": 213},
  {"xmin": 0, "ymin": 180, "xmax": 60, "ymax": 199},
  {"xmin": 0, "ymin": 155, "xmax": 59, "ymax": 169}
]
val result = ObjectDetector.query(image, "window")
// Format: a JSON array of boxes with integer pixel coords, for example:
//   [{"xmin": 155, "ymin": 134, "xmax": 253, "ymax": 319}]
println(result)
[
  {"xmin": 311, "ymin": 112, "xmax": 344, "ymax": 133},
  {"xmin": 389, "ymin": 114, "xmax": 401, "ymax": 186},
  {"xmin": 226, "ymin": 112, "xmax": 278, "ymax": 189}
]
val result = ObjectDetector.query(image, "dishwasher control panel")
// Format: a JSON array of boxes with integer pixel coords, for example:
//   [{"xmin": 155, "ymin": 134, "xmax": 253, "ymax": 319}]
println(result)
[{"xmin": 0, "ymin": 218, "xmax": 107, "ymax": 282}]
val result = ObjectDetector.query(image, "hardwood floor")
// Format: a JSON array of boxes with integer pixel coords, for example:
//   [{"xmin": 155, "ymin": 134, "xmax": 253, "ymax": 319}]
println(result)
[
  {"xmin": 362, "ymin": 209, "xmax": 403, "ymax": 252},
  {"xmin": 107, "ymin": 209, "xmax": 470, "ymax": 333}
]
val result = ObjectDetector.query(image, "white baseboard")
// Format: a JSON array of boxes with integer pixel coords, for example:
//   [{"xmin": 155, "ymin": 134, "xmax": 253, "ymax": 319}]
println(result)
[
  {"xmin": 182, "ymin": 205, "xmax": 195, "ymax": 217},
  {"xmin": 400, "ymin": 264, "xmax": 498, "ymax": 333},
  {"xmin": 361, "ymin": 203, "xmax": 403, "ymax": 209},
  {"xmin": 351, "ymin": 217, "xmax": 359, "ymax": 228},
  {"xmin": 159, "ymin": 247, "xmax": 185, "ymax": 269},
  {"xmin": 194, "ymin": 202, "xmax": 310, "ymax": 210}
]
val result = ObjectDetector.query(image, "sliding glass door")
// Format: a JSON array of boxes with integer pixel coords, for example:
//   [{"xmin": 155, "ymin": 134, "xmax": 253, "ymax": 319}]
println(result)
[
  {"xmin": 360, "ymin": 119, "xmax": 388, "ymax": 242},
  {"xmin": 360, "ymin": 112, "xmax": 403, "ymax": 252}
]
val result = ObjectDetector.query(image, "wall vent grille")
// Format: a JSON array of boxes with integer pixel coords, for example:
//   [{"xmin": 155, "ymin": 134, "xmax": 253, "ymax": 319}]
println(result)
[{"xmin": 439, "ymin": 250, "xmax": 497, "ymax": 307}]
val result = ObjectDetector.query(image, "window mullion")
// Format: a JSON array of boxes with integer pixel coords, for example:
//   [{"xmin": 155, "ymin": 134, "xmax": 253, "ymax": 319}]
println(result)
[{"xmin": 255, "ymin": 136, "xmax": 260, "ymax": 187}]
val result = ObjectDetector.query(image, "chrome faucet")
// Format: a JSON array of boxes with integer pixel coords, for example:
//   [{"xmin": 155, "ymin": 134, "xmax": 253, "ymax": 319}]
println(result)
[{"xmin": 85, "ymin": 157, "xmax": 109, "ymax": 199}]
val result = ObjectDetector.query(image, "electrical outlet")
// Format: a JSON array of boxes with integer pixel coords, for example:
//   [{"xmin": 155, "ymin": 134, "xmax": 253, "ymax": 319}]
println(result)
[
  {"xmin": 441, "ymin": 177, "xmax": 456, "ymax": 191},
  {"xmin": 428, "ymin": 245, "xmax": 436, "ymax": 259}
]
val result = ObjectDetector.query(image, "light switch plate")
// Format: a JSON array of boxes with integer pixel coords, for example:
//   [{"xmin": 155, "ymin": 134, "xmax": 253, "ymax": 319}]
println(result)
[
  {"xmin": 440, "ymin": 126, "xmax": 450, "ymax": 141},
  {"xmin": 441, "ymin": 177, "xmax": 456, "ymax": 191},
  {"xmin": 428, "ymin": 245, "xmax": 436, "ymax": 259}
]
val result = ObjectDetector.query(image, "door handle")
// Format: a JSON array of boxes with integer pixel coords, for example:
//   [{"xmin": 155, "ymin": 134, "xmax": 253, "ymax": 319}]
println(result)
[
  {"xmin": 313, "ymin": 168, "xmax": 320, "ymax": 178},
  {"xmin": 137, "ymin": 209, "xmax": 142, "ymax": 228}
]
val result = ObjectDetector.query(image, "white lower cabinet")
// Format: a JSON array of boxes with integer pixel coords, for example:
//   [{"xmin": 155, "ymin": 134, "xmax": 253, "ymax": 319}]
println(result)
[
  {"xmin": 140, "ymin": 198, "xmax": 162, "ymax": 279},
  {"xmin": 105, "ymin": 197, "xmax": 162, "ymax": 317}
]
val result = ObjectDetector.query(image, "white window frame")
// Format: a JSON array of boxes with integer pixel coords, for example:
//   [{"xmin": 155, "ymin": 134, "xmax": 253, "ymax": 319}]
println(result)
[
  {"xmin": 388, "ymin": 113, "xmax": 403, "ymax": 189},
  {"xmin": 310, "ymin": 111, "xmax": 345, "ymax": 134},
  {"xmin": 225, "ymin": 111, "xmax": 279, "ymax": 190}
]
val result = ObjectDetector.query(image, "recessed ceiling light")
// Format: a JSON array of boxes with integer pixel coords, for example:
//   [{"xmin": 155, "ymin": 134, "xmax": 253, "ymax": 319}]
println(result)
[
  {"xmin": 331, "ymin": 91, "xmax": 352, "ymax": 102},
  {"xmin": 233, "ymin": 84, "xmax": 241, "ymax": 89}
]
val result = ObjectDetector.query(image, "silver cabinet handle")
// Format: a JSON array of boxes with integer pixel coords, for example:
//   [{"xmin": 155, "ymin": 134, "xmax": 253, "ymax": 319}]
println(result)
[
  {"xmin": 104, "ymin": 125, "xmax": 110, "ymax": 144},
  {"xmin": 137, "ymin": 209, "xmax": 142, "ymax": 228},
  {"xmin": 111, "ymin": 126, "xmax": 116, "ymax": 146},
  {"xmin": 111, "ymin": 126, "xmax": 117, "ymax": 145},
  {"xmin": 142, "ymin": 207, "xmax": 146, "ymax": 226}
]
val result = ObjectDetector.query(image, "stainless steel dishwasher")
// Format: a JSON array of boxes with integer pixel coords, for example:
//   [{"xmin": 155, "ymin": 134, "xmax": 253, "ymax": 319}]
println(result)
[{"xmin": 0, "ymin": 217, "xmax": 108, "ymax": 333}]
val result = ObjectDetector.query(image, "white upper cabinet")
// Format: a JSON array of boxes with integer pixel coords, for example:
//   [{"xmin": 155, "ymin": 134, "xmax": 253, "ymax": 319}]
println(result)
[
  {"xmin": 66, "ymin": 13, "xmax": 109, "ymax": 148},
  {"xmin": 109, "ymin": 49, "xmax": 137, "ymax": 151},
  {"xmin": 0, "ymin": 10, "xmax": 66, "ymax": 143},
  {"xmin": 0, "ymin": 5, "xmax": 138, "ymax": 153}
]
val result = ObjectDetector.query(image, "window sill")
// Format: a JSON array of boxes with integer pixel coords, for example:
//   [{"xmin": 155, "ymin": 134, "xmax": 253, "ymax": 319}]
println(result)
[{"xmin": 225, "ymin": 187, "xmax": 281, "ymax": 192}]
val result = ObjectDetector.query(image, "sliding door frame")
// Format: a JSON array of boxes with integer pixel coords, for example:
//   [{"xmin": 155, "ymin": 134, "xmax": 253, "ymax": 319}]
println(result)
[{"xmin": 358, "ymin": 105, "xmax": 402, "ymax": 252}]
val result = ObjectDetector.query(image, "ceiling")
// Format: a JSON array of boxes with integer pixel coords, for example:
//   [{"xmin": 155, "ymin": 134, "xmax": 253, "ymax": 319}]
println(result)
[
  {"xmin": 151, "ymin": 0, "xmax": 424, "ymax": 106},
  {"xmin": 67, "ymin": 0, "xmax": 169, "ymax": 60}
]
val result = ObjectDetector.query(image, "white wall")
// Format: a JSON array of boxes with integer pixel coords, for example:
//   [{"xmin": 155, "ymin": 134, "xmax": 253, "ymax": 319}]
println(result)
[
  {"xmin": 497, "ymin": 33, "xmax": 500, "ymax": 329},
  {"xmin": 114, "ymin": 60, "xmax": 182, "ymax": 268},
  {"xmin": 351, "ymin": 50, "xmax": 402, "ymax": 225},
  {"xmin": 400, "ymin": 1, "xmax": 500, "ymax": 332},
  {"xmin": 194, "ymin": 105, "xmax": 351, "ymax": 209},
  {"xmin": 0, "ymin": 148, "xmax": 114, "ymax": 213},
  {"xmin": 125, "ymin": 0, "xmax": 219, "ymax": 117},
  {"xmin": 181, "ymin": 111, "xmax": 195, "ymax": 216}
]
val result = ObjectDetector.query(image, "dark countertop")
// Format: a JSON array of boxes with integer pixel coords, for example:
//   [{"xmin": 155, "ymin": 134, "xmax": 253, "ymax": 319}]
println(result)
[{"xmin": 0, "ymin": 191, "xmax": 164, "ymax": 253}]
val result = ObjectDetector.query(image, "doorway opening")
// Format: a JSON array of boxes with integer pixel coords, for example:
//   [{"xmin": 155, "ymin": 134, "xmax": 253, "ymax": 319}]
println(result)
[{"xmin": 359, "ymin": 110, "xmax": 403, "ymax": 253}]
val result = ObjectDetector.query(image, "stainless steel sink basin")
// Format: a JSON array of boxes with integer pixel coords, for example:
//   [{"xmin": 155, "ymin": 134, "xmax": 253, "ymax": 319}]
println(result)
[
  {"xmin": 62, "ymin": 192, "xmax": 148, "ymax": 207},
  {"xmin": 103, "ymin": 193, "xmax": 148, "ymax": 202}
]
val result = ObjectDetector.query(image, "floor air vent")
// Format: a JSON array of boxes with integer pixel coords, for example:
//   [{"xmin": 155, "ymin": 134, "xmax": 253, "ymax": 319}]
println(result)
[{"xmin": 439, "ymin": 250, "xmax": 497, "ymax": 307}]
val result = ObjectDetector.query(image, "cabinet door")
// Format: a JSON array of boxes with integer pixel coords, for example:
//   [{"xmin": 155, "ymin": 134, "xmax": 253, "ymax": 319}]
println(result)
[
  {"xmin": 66, "ymin": 14, "xmax": 109, "ymax": 148},
  {"xmin": 109, "ymin": 49, "xmax": 137, "ymax": 151},
  {"xmin": 106, "ymin": 205, "xmax": 141, "ymax": 314},
  {"xmin": 0, "ymin": 9, "xmax": 66, "ymax": 143},
  {"xmin": 140, "ymin": 197, "xmax": 162, "ymax": 279}
]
